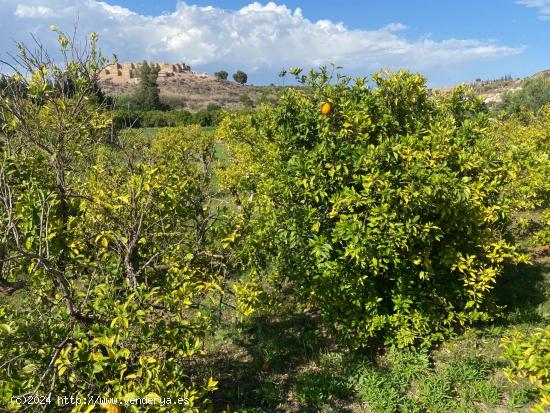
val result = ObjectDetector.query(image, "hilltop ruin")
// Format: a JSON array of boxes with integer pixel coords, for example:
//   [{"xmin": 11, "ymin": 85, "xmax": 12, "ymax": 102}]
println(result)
[
  {"xmin": 97, "ymin": 61, "xmax": 274, "ymax": 112},
  {"xmin": 99, "ymin": 62, "xmax": 194, "ymax": 84}
]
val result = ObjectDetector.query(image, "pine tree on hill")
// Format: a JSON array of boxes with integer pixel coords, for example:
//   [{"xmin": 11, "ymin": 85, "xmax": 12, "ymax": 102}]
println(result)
[
  {"xmin": 233, "ymin": 70, "xmax": 248, "ymax": 85},
  {"xmin": 134, "ymin": 61, "xmax": 161, "ymax": 110}
]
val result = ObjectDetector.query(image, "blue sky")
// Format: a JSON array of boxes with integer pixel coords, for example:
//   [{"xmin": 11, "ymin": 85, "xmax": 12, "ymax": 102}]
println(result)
[{"xmin": 1, "ymin": 0, "xmax": 549, "ymax": 86}]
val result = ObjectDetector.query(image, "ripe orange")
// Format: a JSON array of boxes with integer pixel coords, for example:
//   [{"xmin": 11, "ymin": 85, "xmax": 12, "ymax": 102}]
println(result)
[
  {"xmin": 106, "ymin": 405, "xmax": 122, "ymax": 413},
  {"xmin": 321, "ymin": 102, "xmax": 331, "ymax": 116}
]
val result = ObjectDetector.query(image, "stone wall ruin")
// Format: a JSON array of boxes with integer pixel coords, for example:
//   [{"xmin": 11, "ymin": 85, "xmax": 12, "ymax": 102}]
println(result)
[{"xmin": 99, "ymin": 62, "xmax": 192, "ymax": 82}]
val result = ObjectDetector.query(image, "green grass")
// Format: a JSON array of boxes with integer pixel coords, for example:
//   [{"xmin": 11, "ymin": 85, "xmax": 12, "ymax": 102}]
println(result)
[
  {"xmin": 202, "ymin": 244, "xmax": 549, "ymax": 413},
  {"xmin": 205, "ymin": 321, "xmax": 545, "ymax": 412},
  {"xmin": 215, "ymin": 141, "xmax": 230, "ymax": 164}
]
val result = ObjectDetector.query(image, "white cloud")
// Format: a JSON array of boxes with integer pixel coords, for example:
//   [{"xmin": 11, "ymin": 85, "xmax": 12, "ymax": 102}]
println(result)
[
  {"xmin": 14, "ymin": 5, "xmax": 56, "ymax": 18},
  {"xmin": 517, "ymin": 0, "xmax": 550, "ymax": 19},
  {"xmin": 381, "ymin": 23, "xmax": 407, "ymax": 32},
  {"xmin": 0, "ymin": 0, "xmax": 523, "ymax": 84}
]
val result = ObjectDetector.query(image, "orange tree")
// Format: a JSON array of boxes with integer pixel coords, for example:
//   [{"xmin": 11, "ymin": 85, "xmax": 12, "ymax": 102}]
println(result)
[
  {"xmin": 490, "ymin": 105, "xmax": 550, "ymax": 244},
  {"xmin": 492, "ymin": 106, "xmax": 550, "ymax": 413},
  {"xmin": 0, "ymin": 31, "xmax": 231, "ymax": 411},
  {"xmin": 219, "ymin": 67, "xmax": 526, "ymax": 348}
]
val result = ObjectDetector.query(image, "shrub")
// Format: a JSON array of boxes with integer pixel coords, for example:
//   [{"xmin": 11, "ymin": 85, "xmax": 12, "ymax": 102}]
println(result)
[
  {"xmin": 112, "ymin": 108, "xmax": 144, "ymax": 129},
  {"xmin": 112, "ymin": 109, "xmax": 200, "ymax": 131},
  {"xmin": 239, "ymin": 94, "xmax": 254, "ymax": 108},
  {"xmin": 141, "ymin": 109, "xmax": 190, "ymax": 127},
  {"xmin": 194, "ymin": 104, "xmax": 223, "ymax": 127},
  {"xmin": 490, "ymin": 105, "xmax": 550, "ymax": 247},
  {"xmin": 219, "ymin": 67, "xmax": 525, "ymax": 348}
]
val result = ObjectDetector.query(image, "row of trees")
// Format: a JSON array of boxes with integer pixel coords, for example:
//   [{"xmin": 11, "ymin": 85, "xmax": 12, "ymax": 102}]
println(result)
[{"xmin": 112, "ymin": 104, "xmax": 224, "ymax": 129}]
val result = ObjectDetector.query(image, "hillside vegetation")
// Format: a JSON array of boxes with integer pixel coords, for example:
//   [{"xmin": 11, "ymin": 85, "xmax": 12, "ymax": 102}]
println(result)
[
  {"xmin": 0, "ymin": 31, "xmax": 548, "ymax": 413},
  {"xmin": 99, "ymin": 66, "xmax": 282, "ymax": 112}
]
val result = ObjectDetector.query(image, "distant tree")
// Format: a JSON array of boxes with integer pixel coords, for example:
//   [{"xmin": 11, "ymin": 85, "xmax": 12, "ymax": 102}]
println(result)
[
  {"xmin": 214, "ymin": 70, "xmax": 228, "ymax": 80},
  {"xmin": 233, "ymin": 70, "xmax": 248, "ymax": 85},
  {"xmin": 134, "ymin": 61, "xmax": 162, "ymax": 110}
]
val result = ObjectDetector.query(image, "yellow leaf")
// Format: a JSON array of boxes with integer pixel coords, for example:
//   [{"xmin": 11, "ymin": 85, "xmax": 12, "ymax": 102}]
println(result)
[{"xmin": 207, "ymin": 376, "xmax": 218, "ymax": 389}]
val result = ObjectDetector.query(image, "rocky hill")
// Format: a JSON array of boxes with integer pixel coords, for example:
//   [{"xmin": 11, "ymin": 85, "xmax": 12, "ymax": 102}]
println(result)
[{"xmin": 98, "ymin": 61, "xmax": 280, "ymax": 112}]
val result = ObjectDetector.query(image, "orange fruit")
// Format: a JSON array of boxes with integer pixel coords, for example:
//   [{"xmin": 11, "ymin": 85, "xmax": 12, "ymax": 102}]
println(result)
[
  {"xmin": 106, "ymin": 405, "xmax": 122, "ymax": 413},
  {"xmin": 321, "ymin": 102, "xmax": 331, "ymax": 116},
  {"xmin": 261, "ymin": 361, "xmax": 270, "ymax": 372}
]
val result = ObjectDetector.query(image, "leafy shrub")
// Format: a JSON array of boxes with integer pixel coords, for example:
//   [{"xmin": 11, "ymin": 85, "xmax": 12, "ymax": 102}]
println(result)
[
  {"xmin": 501, "ymin": 327, "xmax": 550, "ymax": 412},
  {"xmin": 219, "ymin": 67, "xmax": 525, "ymax": 348},
  {"xmin": 239, "ymin": 94, "xmax": 254, "ymax": 108},
  {"xmin": 533, "ymin": 209, "xmax": 550, "ymax": 245},
  {"xmin": 194, "ymin": 104, "xmax": 223, "ymax": 127},
  {"xmin": 490, "ymin": 105, "xmax": 550, "ymax": 251}
]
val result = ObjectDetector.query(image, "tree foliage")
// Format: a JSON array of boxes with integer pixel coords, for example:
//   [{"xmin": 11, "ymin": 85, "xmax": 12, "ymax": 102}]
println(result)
[
  {"xmin": 214, "ymin": 70, "xmax": 228, "ymax": 81},
  {"xmin": 490, "ymin": 105, "xmax": 550, "ymax": 212},
  {"xmin": 232, "ymin": 71, "xmax": 248, "ymax": 85},
  {"xmin": 219, "ymin": 67, "xmax": 526, "ymax": 348},
  {"xmin": 1, "ymin": 27, "xmax": 548, "ymax": 412},
  {"xmin": 498, "ymin": 76, "xmax": 550, "ymax": 115},
  {"xmin": 0, "ymin": 30, "xmax": 233, "ymax": 411},
  {"xmin": 501, "ymin": 327, "xmax": 550, "ymax": 413},
  {"xmin": 133, "ymin": 61, "xmax": 162, "ymax": 111}
]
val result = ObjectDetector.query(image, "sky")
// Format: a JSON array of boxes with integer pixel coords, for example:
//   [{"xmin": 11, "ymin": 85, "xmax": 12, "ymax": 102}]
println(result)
[{"xmin": 0, "ymin": 0, "xmax": 549, "ymax": 86}]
